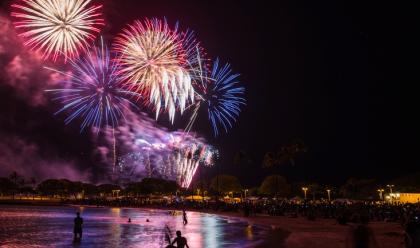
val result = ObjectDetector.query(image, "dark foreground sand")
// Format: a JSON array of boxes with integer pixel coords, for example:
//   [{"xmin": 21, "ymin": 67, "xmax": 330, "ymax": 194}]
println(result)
[{"xmin": 211, "ymin": 212, "xmax": 404, "ymax": 248}]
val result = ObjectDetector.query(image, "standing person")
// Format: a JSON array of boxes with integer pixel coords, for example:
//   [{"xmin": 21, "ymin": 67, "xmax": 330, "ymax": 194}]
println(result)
[
  {"xmin": 182, "ymin": 209, "xmax": 188, "ymax": 225},
  {"xmin": 405, "ymin": 213, "xmax": 420, "ymax": 248},
  {"xmin": 73, "ymin": 212, "xmax": 84, "ymax": 242},
  {"xmin": 171, "ymin": 230, "xmax": 189, "ymax": 248},
  {"xmin": 345, "ymin": 215, "xmax": 379, "ymax": 248}
]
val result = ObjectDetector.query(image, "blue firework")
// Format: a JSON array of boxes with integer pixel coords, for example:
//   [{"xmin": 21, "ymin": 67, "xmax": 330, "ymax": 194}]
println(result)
[
  {"xmin": 189, "ymin": 57, "xmax": 245, "ymax": 136},
  {"xmin": 46, "ymin": 38, "xmax": 139, "ymax": 132}
]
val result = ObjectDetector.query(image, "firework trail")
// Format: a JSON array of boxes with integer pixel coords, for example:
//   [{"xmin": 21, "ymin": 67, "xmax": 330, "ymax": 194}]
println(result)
[
  {"xmin": 118, "ymin": 141, "xmax": 215, "ymax": 188},
  {"xmin": 46, "ymin": 37, "xmax": 139, "ymax": 132},
  {"xmin": 107, "ymin": 111, "xmax": 215, "ymax": 188},
  {"xmin": 113, "ymin": 18, "xmax": 199, "ymax": 123},
  {"xmin": 187, "ymin": 52, "xmax": 246, "ymax": 136},
  {"xmin": 11, "ymin": 0, "xmax": 104, "ymax": 61}
]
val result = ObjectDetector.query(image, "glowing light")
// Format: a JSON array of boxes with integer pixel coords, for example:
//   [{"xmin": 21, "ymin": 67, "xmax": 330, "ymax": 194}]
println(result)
[
  {"xmin": 11, "ymin": 0, "xmax": 104, "ymax": 60},
  {"xmin": 188, "ymin": 54, "xmax": 246, "ymax": 136},
  {"xmin": 109, "ymin": 111, "xmax": 216, "ymax": 188},
  {"xmin": 113, "ymin": 18, "xmax": 197, "ymax": 122},
  {"xmin": 46, "ymin": 37, "xmax": 139, "ymax": 131}
]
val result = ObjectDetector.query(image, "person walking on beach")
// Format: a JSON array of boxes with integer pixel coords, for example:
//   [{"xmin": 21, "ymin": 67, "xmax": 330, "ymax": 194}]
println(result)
[
  {"xmin": 73, "ymin": 212, "xmax": 84, "ymax": 242},
  {"xmin": 345, "ymin": 215, "xmax": 379, "ymax": 248},
  {"xmin": 171, "ymin": 230, "xmax": 189, "ymax": 248},
  {"xmin": 182, "ymin": 209, "xmax": 188, "ymax": 225}
]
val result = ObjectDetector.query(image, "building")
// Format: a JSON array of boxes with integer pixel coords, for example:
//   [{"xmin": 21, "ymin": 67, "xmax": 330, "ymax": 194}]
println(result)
[{"xmin": 387, "ymin": 193, "xmax": 420, "ymax": 203}]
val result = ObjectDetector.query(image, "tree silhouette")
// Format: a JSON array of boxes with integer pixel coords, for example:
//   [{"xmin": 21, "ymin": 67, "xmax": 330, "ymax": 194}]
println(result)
[
  {"xmin": 0, "ymin": 177, "xmax": 15, "ymax": 196},
  {"xmin": 29, "ymin": 177, "xmax": 37, "ymax": 200},
  {"xmin": 9, "ymin": 171, "xmax": 23, "ymax": 200},
  {"xmin": 210, "ymin": 175, "xmax": 241, "ymax": 194},
  {"xmin": 259, "ymin": 175, "xmax": 291, "ymax": 197},
  {"xmin": 339, "ymin": 178, "xmax": 376, "ymax": 200},
  {"xmin": 262, "ymin": 139, "xmax": 307, "ymax": 168}
]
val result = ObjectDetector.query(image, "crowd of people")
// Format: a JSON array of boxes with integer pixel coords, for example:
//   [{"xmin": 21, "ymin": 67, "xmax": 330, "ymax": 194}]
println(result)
[{"xmin": 66, "ymin": 197, "xmax": 420, "ymax": 247}]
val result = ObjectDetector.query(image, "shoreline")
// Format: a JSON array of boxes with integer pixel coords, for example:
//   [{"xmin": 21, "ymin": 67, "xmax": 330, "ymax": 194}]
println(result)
[
  {"xmin": 55, "ymin": 204, "xmax": 406, "ymax": 248},
  {"xmin": 0, "ymin": 202, "xmax": 405, "ymax": 247}
]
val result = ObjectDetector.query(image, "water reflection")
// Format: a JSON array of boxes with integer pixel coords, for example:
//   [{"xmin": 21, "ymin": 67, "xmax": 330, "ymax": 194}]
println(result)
[{"xmin": 0, "ymin": 205, "xmax": 266, "ymax": 248}]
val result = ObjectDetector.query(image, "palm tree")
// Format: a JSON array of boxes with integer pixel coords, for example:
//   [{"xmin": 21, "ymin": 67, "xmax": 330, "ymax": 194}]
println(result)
[
  {"xmin": 307, "ymin": 183, "xmax": 321, "ymax": 201},
  {"xmin": 262, "ymin": 139, "xmax": 307, "ymax": 168},
  {"xmin": 30, "ymin": 177, "xmax": 37, "ymax": 200},
  {"xmin": 18, "ymin": 178, "xmax": 25, "ymax": 200},
  {"xmin": 9, "ymin": 171, "xmax": 19, "ymax": 200}
]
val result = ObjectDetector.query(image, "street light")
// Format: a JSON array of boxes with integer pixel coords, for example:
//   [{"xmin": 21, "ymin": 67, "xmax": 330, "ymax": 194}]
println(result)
[
  {"xmin": 244, "ymin": 189, "xmax": 249, "ymax": 200},
  {"xmin": 326, "ymin": 189, "xmax": 331, "ymax": 202},
  {"xmin": 386, "ymin": 184, "xmax": 394, "ymax": 194},
  {"xmin": 387, "ymin": 185, "xmax": 394, "ymax": 203},
  {"xmin": 112, "ymin": 189, "xmax": 120, "ymax": 198},
  {"xmin": 302, "ymin": 187, "xmax": 308, "ymax": 200},
  {"xmin": 377, "ymin": 189, "xmax": 384, "ymax": 200}
]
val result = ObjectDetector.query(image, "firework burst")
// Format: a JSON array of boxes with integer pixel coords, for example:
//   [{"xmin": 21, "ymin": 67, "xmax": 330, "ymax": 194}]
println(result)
[
  {"xmin": 108, "ymin": 111, "xmax": 216, "ymax": 188},
  {"xmin": 187, "ymin": 55, "xmax": 246, "ymax": 136},
  {"xmin": 46, "ymin": 38, "xmax": 139, "ymax": 131},
  {"xmin": 11, "ymin": 0, "xmax": 104, "ymax": 60},
  {"xmin": 113, "ymin": 18, "xmax": 198, "ymax": 123}
]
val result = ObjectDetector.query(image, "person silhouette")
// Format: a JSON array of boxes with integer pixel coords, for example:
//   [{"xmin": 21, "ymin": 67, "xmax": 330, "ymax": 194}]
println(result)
[
  {"xmin": 73, "ymin": 212, "xmax": 84, "ymax": 242},
  {"xmin": 346, "ymin": 214, "xmax": 379, "ymax": 248},
  {"xmin": 182, "ymin": 210, "xmax": 188, "ymax": 225},
  {"xmin": 171, "ymin": 230, "xmax": 189, "ymax": 248}
]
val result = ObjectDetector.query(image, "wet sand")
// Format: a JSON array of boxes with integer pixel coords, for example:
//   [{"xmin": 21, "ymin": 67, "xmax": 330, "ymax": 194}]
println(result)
[
  {"xmin": 208, "ymin": 212, "xmax": 404, "ymax": 248},
  {"xmin": 0, "ymin": 202, "xmax": 404, "ymax": 247}
]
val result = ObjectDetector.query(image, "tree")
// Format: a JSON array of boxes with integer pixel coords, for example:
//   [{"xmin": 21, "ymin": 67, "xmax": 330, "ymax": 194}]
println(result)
[
  {"xmin": 307, "ymin": 183, "xmax": 322, "ymax": 201},
  {"xmin": 210, "ymin": 175, "xmax": 241, "ymax": 194},
  {"xmin": 29, "ymin": 177, "xmax": 37, "ymax": 200},
  {"xmin": 125, "ymin": 182, "xmax": 144, "ymax": 197},
  {"xmin": 340, "ymin": 178, "xmax": 376, "ymax": 200},
  {"xmin": 0, "ymin": 177, "xmax": 15, "ymax": 196},
  {"xmin": 234, "ymin": 151, "xmax": 253, "ymax": 166},
  {"xmin": 68, "ymin": 181, "xmax": 83, "ymax": 200},
  {"xmin": 259, "ymin": 175, "xmax": 291, "ymax": 197},
  {"xmin": 37, "ymin": 179, "xmax": 69, "ymax": 199},
  {"xmin": 82, "ymin": 183, "xmax": 98, "ymax": 198},
  {"xmin": 9, "ymin": 171, "xmax": 22, "ymax": 199},
  {"xmin": 191, "ymin": 179, "xmax": 210, "ymax": 195},
  {"xmin": 97, "ymin": 184, "xmax": 121, "ymax": 197},
  {"xmin": 140, "ymin": 178, "xmax": 178, "ymax": 195},
  {"xmin": 389, "ymin": 172, "xmax": 420, "ymax": 192},
  {"xmin": 262, "ymin": 139, "xmax": 307, "ymax": 167}
]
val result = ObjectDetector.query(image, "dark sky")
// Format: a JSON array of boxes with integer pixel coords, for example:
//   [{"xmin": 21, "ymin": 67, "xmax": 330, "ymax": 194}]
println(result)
[{"xmin": 0, "ymin": 1, "xmax": 419, "ymax": 186}]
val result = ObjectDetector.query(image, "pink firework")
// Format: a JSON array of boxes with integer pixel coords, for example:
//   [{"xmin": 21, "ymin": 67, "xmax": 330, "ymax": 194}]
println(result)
[
  {"xmin": 11, "ymin": 0, "xmax": 104, "ymax": 61},
  {"xmin": 113, "ymin": 18, "xmax": 199, "ymax": 123}
]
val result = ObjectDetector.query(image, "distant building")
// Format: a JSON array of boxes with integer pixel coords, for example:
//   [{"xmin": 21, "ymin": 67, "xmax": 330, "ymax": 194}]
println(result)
[{"xmin": 387, "ymin": 193, "xmax": 420, "ymax": 203}]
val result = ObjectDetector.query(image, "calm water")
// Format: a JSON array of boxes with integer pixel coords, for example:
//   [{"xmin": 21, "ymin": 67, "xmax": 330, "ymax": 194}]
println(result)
[{"xmin": 0, "ymin": 205, "xmax": 267, "ymax": 248}]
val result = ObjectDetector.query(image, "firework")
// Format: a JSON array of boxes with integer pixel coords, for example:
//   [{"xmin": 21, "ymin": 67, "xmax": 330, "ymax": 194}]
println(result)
[
  {"xmin": 11, "ymin": 0, "xmax": 104, "ymax": 60},
  {"xmin": 118, "ymin": 142, "xmax": 215, "ymax": 188},
  {"xmin": 188, "ymin": 55, "xmax": 246, "ymax": 136},
  {"xmin": 108, "ymin": 111, "xmax": 215, "ymax": 188},
  {"xmin": 46, "ymin": 37, "xmax": 139, "ymax": 131},
  {"xmin": 113, "ymin": 18, "xmax": 198, "ymax": 122}
]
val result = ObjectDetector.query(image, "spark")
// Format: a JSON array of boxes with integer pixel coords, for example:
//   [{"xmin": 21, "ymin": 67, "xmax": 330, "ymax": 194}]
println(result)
[
  {"xmin": 113, "ymin": 18, "xmax": 198, "ymax": 122},
  {"xmin": 46, "ymin": 37, "xmax": 139, "ymax": 131},
  {"xmin": 11, "ymin": 0, "xmax": 104, "ymax": 60}
]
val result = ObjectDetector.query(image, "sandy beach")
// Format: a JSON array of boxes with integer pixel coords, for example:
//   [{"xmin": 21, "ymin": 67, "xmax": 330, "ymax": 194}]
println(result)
[
  {"xmin": 0, "ymin": 202, "xmax": 406, "ymax": 247},
  {"xmin": 210, "ymin": 212, "xmax": 404, "ymax": 248}
]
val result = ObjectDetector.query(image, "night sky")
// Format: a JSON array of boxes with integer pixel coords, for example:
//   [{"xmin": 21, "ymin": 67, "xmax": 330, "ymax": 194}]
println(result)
[{"xmin": 0, "ymin": 1, "xmax": 418, "ymax": 187}]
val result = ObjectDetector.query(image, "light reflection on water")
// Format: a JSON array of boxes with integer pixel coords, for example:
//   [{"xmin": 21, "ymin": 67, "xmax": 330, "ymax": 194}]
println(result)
[{"xmin": 0, "ymin": 205, "xmax": 266, "ymax": 248}]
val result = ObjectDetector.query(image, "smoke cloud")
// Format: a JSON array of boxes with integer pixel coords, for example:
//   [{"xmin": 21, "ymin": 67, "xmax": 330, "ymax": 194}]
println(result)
[
  {"xmin": 0, "ymin": 12, "xmax": 92, "ymax": 182},
  {"xmin": 0, "ymin": 12, "xmax": 64, "ymax": 107},
  {"xmin": 0, "ymin": 132, "xmax": 91, "ymax": 181}
]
